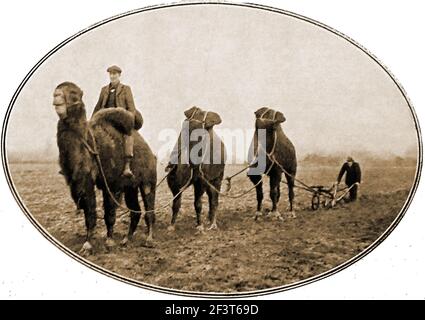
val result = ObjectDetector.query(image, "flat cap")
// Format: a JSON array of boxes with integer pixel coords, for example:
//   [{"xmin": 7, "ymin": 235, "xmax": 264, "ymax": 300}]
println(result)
[{"xmin": 106, "ymin": 65, "xmax": 122, "ymax": 73}]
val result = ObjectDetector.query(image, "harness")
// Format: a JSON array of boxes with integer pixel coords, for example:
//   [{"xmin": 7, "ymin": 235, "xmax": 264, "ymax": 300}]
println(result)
[
  {"xmin": 197, "ymin": 107, "xmax": 281, "ymax": 197},
  {"xmin": 78, "ymin": 127, "xmax": 191, "ymax": 218},
  {"xmin": 74, "ymin": 107, "xmax": 327, "ymax": 217},
  {"xmin": 199, "ymin": 108, "xmax": 315, "ymax": 197},
  {"xmin": 186, "ymin": 108, "xmax": 209, "ymax": 129},
  {"xmin": 258, "ymin": 107, "xmax": 277, "ymax": 123}
]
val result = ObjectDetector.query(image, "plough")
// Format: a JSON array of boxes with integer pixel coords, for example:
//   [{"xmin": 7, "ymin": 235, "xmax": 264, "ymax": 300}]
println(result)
[{"xmin": 309, "ymin": 182, "xmax": 360, "ymax": 210}]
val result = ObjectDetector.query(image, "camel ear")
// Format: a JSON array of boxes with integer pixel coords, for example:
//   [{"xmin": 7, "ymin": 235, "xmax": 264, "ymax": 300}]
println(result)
[
  {"xmin": 205, "ymin": 111, "xmax": 221, "ymax": 128},
  {"xmin": 254, "ymin": 107, "xmax": 269, "ymax": 118},
  {"xmin": 184, "ymin": 106, "xmax": 200, "ymax": 119},
  {"xmin": 274, "ymin": 111, "xmax": 286, "ymax": 124}
]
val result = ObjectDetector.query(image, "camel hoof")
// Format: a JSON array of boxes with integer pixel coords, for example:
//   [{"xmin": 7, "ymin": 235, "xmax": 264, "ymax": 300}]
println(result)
[
  {"xmin": 79, "ymin": 241, "xmax": 93, "ymax": 255},
  {"xmin": 167, "ymin": 225, "xmax": 176, "ymax": 232},
  {"xmin": 290, "ymin": 211, "xmax": 297, "ymax": 218},
  {"xmin": 120, "ymin": 236, "xmax": 130, "ymax": 246},
  {"xmin": 195, "ymin": 225, "xmax": 205, "ymax": 234},
  {"xmin": 270, "ymin": 210, "xmax": 284, "ymax": 221},
  {"xmin": 143, "ymin": 235, "xmax": 154, "ymax": 248},
  {"xmin": 105, "ymin": 238, "xmax": 116, "ymax": 249},
  {"xmin": 254, "ymin": 211, "xmax": 263, "ymax": 220},
  {"xmin": 208, "ymin": 222, "xmax": 218, "ymax": 231}
]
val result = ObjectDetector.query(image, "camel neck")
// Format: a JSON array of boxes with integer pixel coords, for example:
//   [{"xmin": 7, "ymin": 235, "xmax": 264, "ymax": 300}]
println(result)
[
  {"xmin": 255, "ymin": 125, "xmax": 283, "ymax": 154},
  {"xmin": 58, "ymin": 103, "xmax": 88, "ymax": 136}
]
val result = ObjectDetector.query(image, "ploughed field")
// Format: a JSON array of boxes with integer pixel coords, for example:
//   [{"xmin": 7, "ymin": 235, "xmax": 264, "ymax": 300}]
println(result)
[{"xmin": 8, "ymin": 162, "xmax": 416, "ymax": 293}]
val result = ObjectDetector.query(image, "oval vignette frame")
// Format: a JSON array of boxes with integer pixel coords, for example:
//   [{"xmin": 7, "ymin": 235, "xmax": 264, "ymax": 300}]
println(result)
[{"xmin": 1, "ymin": 1, "xmax": 423, "ymax": 298}]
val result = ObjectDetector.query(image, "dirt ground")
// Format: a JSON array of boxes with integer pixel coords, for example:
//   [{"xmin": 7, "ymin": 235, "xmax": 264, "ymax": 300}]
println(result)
[{"xmin": 8, "ymin": 162, "xmax": 416, "ymax": 293}]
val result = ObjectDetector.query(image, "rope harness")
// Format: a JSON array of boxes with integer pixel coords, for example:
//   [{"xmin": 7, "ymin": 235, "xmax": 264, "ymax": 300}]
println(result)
[
  {"xmin": 197, "ymin": 107, "xmax": 289, "ymax": 197},
  {"xmin": 80, "ymin": 128, "xmax": 192, "ymax": 218},
  {"xmin": 197, "ymin": 108, "xmax": 354, "ymax": 207},
  {"xmin": 77, "ymin": 107, "xmax": 354, "ymax": 218}
]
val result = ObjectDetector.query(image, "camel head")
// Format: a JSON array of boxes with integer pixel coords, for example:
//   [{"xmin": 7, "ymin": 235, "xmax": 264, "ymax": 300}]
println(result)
[
  {"xmin": 182, "ymin": 106, "xmax": 222, "ymax": 154},
  {"xmin": 170, "ymin": 106, "xmax": 222, "ymax": 166},
  {"xmin": 183, "ymin": 106, "xmax": 222, "ymax": 132},
  {"xmin": 53, "ymin": 82, "xmax": 84, "ymax": 120},
  {"xmin": 254, "ymin": 107, "xmax": 286, "ymax": 130}
]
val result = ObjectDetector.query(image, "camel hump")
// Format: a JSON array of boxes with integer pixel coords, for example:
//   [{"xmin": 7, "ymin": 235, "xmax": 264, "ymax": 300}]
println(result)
[{"xmin": 91, "ymin": 108, "xmax": 135, "ymax": 135}]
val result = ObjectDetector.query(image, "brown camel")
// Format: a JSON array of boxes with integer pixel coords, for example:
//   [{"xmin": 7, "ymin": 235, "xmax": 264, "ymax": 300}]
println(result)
[
  {"xmin": 248, "ymin": 107, "xmax": 297, "ymax": 220},
  {"xmin": 53, "ymin": 82, "xmax": 157, "ymax": 254},
  {"xmin": 166, "ymin": 106, "xmax": 226, "ymax": 232}
]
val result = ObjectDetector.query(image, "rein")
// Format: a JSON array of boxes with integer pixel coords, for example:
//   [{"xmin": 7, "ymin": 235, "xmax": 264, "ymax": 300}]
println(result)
[
  {"xmin": 197, "ymin": 124, "xmax": 317, "ymax": 198},
  {"xmin": 196, "ymin": 125, "xmax": 275, "ymax": 198},
  {"xmin": 186, "ymin": 109, "xmax": 209, "ymax": 129},
  {"xmin": 78, "ymin": 127, "xmax": 192, "ymax": 217},
  {"xmin": 258, "ymin": 107, "xmax": 277, "ymax": 123},
  {"xmin": 75, "ymin": 108, "xmax": 335, "ymax": 216},
  {"xmin": 262, "ymin": 131, "xmax": 316, "ymax": 193}
]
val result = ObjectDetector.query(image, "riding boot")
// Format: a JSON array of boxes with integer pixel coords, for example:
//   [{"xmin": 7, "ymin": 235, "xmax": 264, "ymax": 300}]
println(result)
[{"xmin": 123, "ymin": 134, "xmax": 134, "ymax": 178}]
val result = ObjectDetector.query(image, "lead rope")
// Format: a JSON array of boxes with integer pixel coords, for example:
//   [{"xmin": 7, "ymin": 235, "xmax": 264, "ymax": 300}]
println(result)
[
  {"xmin": 82, "ymin": 128, "xmax": 193, "ymax": 218},
  {"xmin": 194, "ymin": 111, "xmax": 346, "ymax": 202},
  {"xmin": 196, "ymin": 109, "xmax": 273, "ymax": 198},
  {"xmin": 198, "ymin": 128, "xmax": 316, "ymax": 197},
  {"xmin": 220, "ymin": 108, "xmax": 273, "ymax": 191},
  {"xmin": 185, "ymin": 111, "xmax": 268, "ymax": 197},
  {"xmin": 197, "ymin": 129, "xmax": 273, "ymax": 198},
  {"xmin": 263, "ymin": 131, "xmax": 316, "ymax": 193},
  {"xmin": 263, "ymin": 131, "xmax": 357, "ymax": 203},
  {"xmin": 199, "ymin": 162, "xmax": 274, "ymax": 198},
  {"xmin": 95, "ymin": 109, "xmax": 207, "ymax": 217}
]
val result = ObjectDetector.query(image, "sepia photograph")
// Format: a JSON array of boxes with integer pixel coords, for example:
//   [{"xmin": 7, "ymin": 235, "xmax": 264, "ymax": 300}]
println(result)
[{"xmin": 1, "ymin": 1, "xmax": 422, "ymax": 298}]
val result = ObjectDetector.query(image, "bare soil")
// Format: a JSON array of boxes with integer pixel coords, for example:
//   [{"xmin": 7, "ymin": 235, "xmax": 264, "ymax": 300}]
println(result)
[{"xmin": 8, "ymin": 162, "xmax": 416, "ymax": 293}]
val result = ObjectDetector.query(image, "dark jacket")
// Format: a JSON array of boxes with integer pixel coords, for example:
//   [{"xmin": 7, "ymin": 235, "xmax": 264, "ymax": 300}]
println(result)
[
  {"xmin": 337, "ymin": 162, "xmax": 361, "ymax": 185},
  {"xmin": 92, "ymin": 83, "xmax": 136, "ymax": 115},
  {"xmin": 92, "ymin": 83, "xmax": 143, "ymax": 129}
]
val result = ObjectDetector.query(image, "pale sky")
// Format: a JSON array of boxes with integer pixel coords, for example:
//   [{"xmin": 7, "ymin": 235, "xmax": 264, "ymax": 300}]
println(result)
[{"xmin": 6, "ymin": 4, "xmax": 418, "ymax": 162}]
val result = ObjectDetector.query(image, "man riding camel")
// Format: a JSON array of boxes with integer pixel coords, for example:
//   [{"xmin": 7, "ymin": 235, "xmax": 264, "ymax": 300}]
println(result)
[{"xmin": 92, "ymin": 65, "xmax": 139, "ymax": 178}]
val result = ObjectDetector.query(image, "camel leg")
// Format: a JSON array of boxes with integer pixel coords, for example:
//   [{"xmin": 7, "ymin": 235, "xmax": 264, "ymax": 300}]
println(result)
[
  {"xmin": 270, "ymin": 172, "xmax": 284, "ymax": 221},
  {"xmin": 194, "ymin": 180, "xmax": 205, "ymax": 233},
  {"xmin": 248, "ymin": 174, "xmax": 263, "ymax": 220},
  {"xmin": 140, "ymin": 183, "xmax": 156, "ymax": 246},
  {"xmin": 121, "ymin": 187, "xmax": 141, "ymax": 246},
  {"xmin": 168, "ymin": 184, "xmax": 183, "ymax": 232},
  {"xmin": 74, "ymin": 180, "xmax": 97, "ymax": 254},
  {"xmin": 102, "ymin": 189, "xmax": 119, "ymax": 241},
  {"xmin": 276, "ymin": 178, "xmax": 281, "ymax": 203},
  {"xmin": 285, "ymin": 172, "xmax": 296, "ymax": 217},
  {"xmin": 70, "ymin": 186, "xmax": 83, "ymax": 215},
  {"xmin": 206, "ymin": 182, "xmax": 220, "ymax": 230}
]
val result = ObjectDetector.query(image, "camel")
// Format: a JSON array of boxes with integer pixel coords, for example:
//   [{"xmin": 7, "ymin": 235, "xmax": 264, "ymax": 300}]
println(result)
[
  {"xmin": 248, "ymin": 107, "xmax": 297, "ymax": 220},
  {"xmin": 53, "ymin": 82, "xmax": 157, "ymax": 254},
  {"xmin": 166, "ymin": 106, "xmax": 226, "ymax": 232}
]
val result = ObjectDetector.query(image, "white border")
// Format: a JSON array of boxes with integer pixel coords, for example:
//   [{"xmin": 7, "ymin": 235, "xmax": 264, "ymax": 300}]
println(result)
[{"xmin": 0, "ymin": 0, "xmax": 424, "ymax": 299}]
